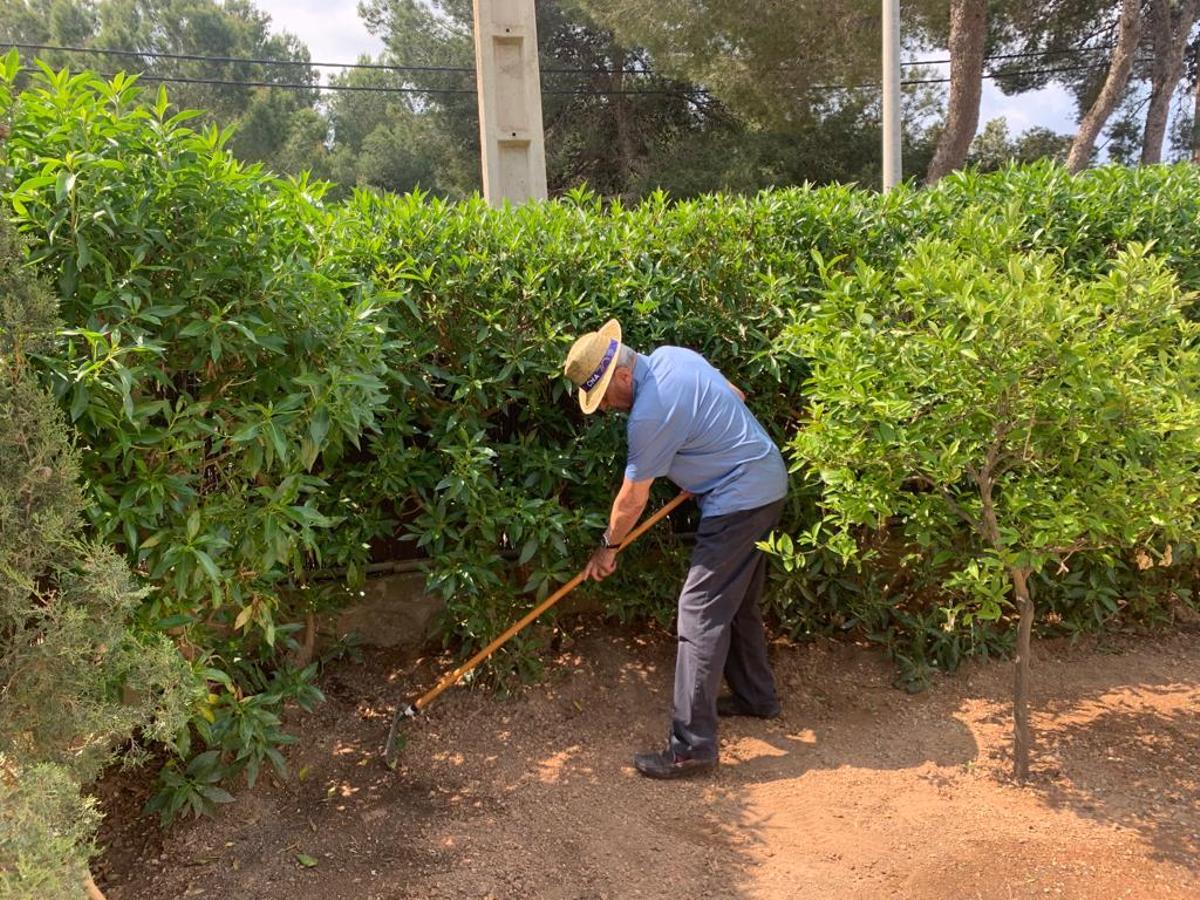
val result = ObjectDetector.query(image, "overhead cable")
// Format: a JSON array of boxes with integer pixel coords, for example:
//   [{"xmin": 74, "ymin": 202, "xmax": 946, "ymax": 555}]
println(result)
[{"xmin": 5, "ymin": 39, "xmax": 1127, "ymax": 80}]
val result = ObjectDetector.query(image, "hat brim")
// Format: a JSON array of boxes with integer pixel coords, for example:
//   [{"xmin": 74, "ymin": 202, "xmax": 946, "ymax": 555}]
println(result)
[{"xmin": 578, "ymin": 318, "xmax": 622, "ymax": 414}]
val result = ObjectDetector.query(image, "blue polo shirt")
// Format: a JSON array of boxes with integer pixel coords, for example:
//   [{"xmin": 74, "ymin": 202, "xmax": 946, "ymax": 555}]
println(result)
[{"xmin": 624, "ymin": 348, "xmax": 788, "ymax": 518}]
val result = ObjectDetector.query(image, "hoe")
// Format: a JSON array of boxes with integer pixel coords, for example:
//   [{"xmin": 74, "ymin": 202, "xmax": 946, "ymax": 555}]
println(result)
[{"xmin": 383, "ymin": 490, "xmax": 690, "ymax": 768}]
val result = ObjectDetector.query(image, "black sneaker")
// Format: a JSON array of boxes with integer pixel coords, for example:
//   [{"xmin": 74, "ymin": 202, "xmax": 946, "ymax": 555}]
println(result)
[
  {"xmin": 716, "ymin": 695, "xmax": 782, "ymax": 719},
  {"xmin": 632, "ymin": 748, "xmax": 717, "ymax": 780}
]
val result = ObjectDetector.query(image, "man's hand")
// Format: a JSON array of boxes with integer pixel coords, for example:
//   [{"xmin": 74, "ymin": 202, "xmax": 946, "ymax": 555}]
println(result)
[
  {"xmin": 584, "ymin": 547, "xmax": 619, "ymax": 581},
  {"xmin": 586, "ymin": 476, "xmax": 651, "ymax": 582}
]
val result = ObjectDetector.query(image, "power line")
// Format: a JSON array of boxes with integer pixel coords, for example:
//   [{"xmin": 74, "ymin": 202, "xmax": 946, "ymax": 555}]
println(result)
[
  {"xmin": 86, "ymin": 70, "xmax": 716, "ymax": 99},
  {"xmin": 4, "ymin": 41, "xmax": 468, "ymax": 74},
  {"xmin": 115, "ymin": 73, "xmax": 471, "ymax": 94},
  {"xmin": 809, "ymin": 60, "xmax": 1123, "ymax": 93},
  {"xmin": 908, "ymin": 58, "xmax": 1152, "ymax": 87},
  {"xmin": 4, "ymin": 41, "xmax": 1143, "ymax": 98},
  {"xmin": 7, "ymin": 39, "xmax": 1125, "ymax": 80},
  {"xmin": 903, "ymin": 43, "xmax": 1117, "ymax": 68},
  {"xmin": 4, "ymin": 40, "xmax": 669, "ymax": 77},
  {"xmin": 80, "ymin": 61, "xmax": 1128, "ymax": 99},
  {"xmin": 906, "ymin": 61, "xmax": 1109, "ymax": 86}
]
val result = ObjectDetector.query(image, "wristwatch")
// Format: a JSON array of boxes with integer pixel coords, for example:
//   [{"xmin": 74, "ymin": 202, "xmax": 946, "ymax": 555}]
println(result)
[{"xmin": 600, "ymin": 530, "xmax": 622, "ymax": 551}]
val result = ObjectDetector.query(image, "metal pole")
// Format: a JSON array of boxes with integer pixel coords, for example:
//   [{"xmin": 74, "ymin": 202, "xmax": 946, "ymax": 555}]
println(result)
[{"xmin": 882, "ymin": 0, "xmax": 902, "ymax": 190}]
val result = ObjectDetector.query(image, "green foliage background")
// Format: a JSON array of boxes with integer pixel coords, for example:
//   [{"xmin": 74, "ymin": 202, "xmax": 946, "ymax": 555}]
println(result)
[{"xmin": 3, "ymin": 58, "xmax": 1200, "ymax": 815}]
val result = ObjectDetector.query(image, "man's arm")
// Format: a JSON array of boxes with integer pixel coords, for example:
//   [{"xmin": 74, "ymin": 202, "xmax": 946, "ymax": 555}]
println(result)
[
  {"xmin": 726, "ymin": 380, "xmax": 746, "ymax": 402},
  {"xmin": 584, "ymin": 476, "xmax": 653, "ymax": 581},
  {"xmin": 605, "ymin": 476, "xmax": 653, "ymax": 545}
]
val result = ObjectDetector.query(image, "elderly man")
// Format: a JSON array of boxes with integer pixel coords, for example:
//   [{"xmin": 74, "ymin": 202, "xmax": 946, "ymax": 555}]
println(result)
[{"xmin": 563, "ymin": 318, "xmax": 788, "ymax": 779}]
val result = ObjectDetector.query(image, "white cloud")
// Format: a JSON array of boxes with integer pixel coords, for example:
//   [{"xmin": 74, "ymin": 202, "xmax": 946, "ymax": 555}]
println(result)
[
  {"xmin": 252, "ymin": 0, "xmax": 385, "ymax": 80},
  {"xmin": 912, "ymin": 48, "xmax": 1080, "ymax": 137},
  {"xmin": 979, "ymin": 82, "xmax": 1077, "ymax": 135}
]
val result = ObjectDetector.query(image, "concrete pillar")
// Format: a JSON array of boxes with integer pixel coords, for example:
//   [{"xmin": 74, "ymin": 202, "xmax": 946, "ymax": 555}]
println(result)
[
  {"xmin": 472, "ymin": 0, "xmax": 549, "ymax": 206},
  {"xmin": 882, "ymin": 0, "xmax": 903, "ymax": 191}
]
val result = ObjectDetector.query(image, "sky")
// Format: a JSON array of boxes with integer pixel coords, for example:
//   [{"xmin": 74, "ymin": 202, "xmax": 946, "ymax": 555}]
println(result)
[
  {"xmin": 253, "ymin": 0, "xmax": 1079, "ymax": 138},
  {"xmin": 258, "ymin": 0, "xmax": 385, "ymax": 72},
  {"xmin": 960, "ymin": 73, "xmax": 1077, "ymax": 137}
]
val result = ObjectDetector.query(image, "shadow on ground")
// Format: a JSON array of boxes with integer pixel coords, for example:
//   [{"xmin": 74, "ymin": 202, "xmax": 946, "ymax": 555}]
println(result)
[{"xmin": 1032, "ymin": 694, "xmax": 1199, "ymax": 870}]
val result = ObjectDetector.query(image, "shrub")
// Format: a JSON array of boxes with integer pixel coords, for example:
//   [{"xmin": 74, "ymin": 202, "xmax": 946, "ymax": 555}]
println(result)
[
  {"xmin": 0, "ymin": 215, "xmax": 193, "ymax": 894},
  {"xmin": 782, "ymin": 235, "xmax": 1200, "ymax": 777},
  {"xmin": 0, "ymin": 762, "xmax": 103, "ymax": 899},
  {"xmin": 1, "ymin": 55, "xmax": 387, "ymax": 817}
]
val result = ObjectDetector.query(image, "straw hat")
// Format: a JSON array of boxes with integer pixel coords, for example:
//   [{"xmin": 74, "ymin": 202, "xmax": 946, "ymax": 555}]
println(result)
[{"xmin": 563, "ymin": 318, "xmax": 623, "ymax": 414}]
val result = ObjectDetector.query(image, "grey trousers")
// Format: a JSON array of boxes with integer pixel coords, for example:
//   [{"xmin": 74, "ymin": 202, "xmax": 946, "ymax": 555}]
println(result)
[{"xmin": 668, "ymin": 498, "xmax": 785, "ymax": 760}]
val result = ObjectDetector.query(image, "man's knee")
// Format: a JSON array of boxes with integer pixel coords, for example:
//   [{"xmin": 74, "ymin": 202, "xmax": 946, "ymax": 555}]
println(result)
[{"xmin": 677, "ymin": 610, "xmax": 731, "ymax": 653}]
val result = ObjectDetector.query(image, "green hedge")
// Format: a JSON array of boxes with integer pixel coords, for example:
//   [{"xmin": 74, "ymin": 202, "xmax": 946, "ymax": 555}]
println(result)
[
  {"xmin": 323, "ymin": 164, "xmax": 1200, "ymax": 680},
  {"xmin": 4, "ymin": 58, "xmax": 1200, "ymax": 810}
]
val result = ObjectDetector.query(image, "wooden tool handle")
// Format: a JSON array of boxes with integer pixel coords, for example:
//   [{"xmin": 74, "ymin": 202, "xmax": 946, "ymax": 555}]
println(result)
[{"xmin": 412, "ymin": 490, "xmax": 691, "ymax": 713}]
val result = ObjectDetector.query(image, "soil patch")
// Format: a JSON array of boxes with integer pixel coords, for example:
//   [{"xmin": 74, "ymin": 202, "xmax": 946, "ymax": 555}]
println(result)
[{"xmin": 96, "ymin": 623, "xmax": 1200, "ymax": 899}]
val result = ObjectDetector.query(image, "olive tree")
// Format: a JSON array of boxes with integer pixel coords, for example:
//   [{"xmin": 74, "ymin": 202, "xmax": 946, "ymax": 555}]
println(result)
[{"xmin": 782, "ymin": 235, "xmax": 1200, "ymax": 779}]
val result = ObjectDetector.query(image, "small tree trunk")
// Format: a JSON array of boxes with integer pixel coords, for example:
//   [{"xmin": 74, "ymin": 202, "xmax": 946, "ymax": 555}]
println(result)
[
  {"xmin": 1067, "ymin": 0, "xmax": 1142, "ymax": 173},
  {"xmin": 1141, "ymin": 0, "xmax": 1200, "ymax": 164},
  {"xmin": 925, "ymin": 0, "xmax": 988, "ymax": 183},
  {"xmin": 974, "ymin": 465, "xmax": 1036, "ymax": 780},
  {"xmin": 1010, "ymin": 566, "xmax": 1035, "ymax": 781},
  {"xmin": 292, "ymin": 610, "xmax": 317, "ymax": 668}
]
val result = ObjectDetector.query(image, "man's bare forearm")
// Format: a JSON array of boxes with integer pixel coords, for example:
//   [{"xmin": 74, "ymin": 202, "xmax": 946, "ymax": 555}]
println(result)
[{"xmin": 606, "ymin": 477, "xmax": 652, "ymax": 545}]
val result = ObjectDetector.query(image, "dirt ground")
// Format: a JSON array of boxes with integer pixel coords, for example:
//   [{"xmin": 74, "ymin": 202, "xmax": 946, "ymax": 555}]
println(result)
[{"xmin": 95, "ymin": 622, "xmax": 1200, "ymax": 899}]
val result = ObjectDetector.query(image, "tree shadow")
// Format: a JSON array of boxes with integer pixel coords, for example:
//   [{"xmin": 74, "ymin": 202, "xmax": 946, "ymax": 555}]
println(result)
[{"xmin": 1030, "ymin": 699, "xmax": 1200, "ymax": 871}]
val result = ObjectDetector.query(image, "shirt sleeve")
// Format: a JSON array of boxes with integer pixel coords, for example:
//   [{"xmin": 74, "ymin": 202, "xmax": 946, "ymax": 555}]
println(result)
[{"xmin": 625, "ymin": 413, "xmax": 686, "ymax": 482}]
